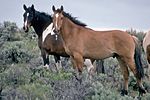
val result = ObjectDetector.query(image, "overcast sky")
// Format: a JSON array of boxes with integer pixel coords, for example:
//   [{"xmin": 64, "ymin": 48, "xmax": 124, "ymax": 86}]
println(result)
[{"xmin": 0, "ymin": 0, "xmax": 150, "ymax": 31}]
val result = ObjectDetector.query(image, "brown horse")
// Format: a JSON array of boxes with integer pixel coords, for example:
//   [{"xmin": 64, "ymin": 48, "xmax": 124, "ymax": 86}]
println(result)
[
  {"xmin": 143, "ymin": 30, "xmax": 150, "ymax": 79},
  {"xmin": 23, "ymin": 4, "xmax": 95, "ymax": 73},
  {"xmin": 52, "ymin": 6, "xmax": 146, "ymax": 95}
]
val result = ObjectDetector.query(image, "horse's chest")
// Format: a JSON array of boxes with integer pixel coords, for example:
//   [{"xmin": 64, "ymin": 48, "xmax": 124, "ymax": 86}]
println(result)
[
  {"xmin": 63, "ymin": 44, "xmax": 72, "ymax": 55},
  {"xmin": 64, "ymin": 46, "xmax": 70, "ymax": 54}
]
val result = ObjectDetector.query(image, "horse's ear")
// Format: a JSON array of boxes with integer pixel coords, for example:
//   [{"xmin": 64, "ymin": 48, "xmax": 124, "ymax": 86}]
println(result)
[
  {"xmin": 23, "ymin": 4, "xmax": 27, "ymax": 11},
  {"xmin": 60, "ymin": 5, "xmax": 63, "ymax": 11},
  {"xmin": 52, "ymin": 5, "xmax": 55, "ymax": 12},
  {"xmin": 31, "ymin": 4, "xmax": 34, "ymax": 10}
]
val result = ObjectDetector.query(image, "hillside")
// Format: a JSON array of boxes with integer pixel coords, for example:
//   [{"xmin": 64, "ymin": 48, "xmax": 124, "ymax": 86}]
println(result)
[{"xmin": 0, "ymin": 21, "xmax": 150, "ymax": 100}]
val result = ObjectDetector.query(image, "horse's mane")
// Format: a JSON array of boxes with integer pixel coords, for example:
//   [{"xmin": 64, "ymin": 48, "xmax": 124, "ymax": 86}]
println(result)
[
  {"xmin": 62, "ymin": 11, "xmax": 87, "ymax": 27},
  {"xmin": 26, "ymin": 6, "xmax": 52, "ymax": 20},
  {"xmin": 34, "ymin": 8, "xmax": 87, "ymax": 27},
  {"xmin": 40, "ymin": 12, "xmax": 52, "ymax": 19},
  {"xmin": 35, "ymin": 10, "xmax": 52, "ymax": 21}
]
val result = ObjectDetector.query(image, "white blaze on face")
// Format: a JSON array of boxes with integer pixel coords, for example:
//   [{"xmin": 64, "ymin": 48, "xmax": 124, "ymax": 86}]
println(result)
[
  {"xmin": 25, "ymin": 13, "xmax": 29, "ymax": 27},
  {"xmin": 55, "ymin": 13, "xmax": 59, "ymax": 29},
  {"xmin": 42, "ymin": 23, "xmax": 55, "ymax": 42}
]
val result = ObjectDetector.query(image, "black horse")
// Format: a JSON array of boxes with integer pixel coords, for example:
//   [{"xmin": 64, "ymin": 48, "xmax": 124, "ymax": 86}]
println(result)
[{"xmin": 23, "ymin": 4, "xmax": 69, "ymax": 69}]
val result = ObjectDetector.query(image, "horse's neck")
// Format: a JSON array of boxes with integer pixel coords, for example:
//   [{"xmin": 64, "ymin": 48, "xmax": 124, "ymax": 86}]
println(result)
[
  {"xmin": 32, "ymin": 16, "xmax": 51, "ymax": 37},
  {"xmin": 32, "ymin": 23, "xmax": 43, "ymax": 36},
  {"xmin": 61, "ymin": 17, "xmax": 78, "ymax": 40}
]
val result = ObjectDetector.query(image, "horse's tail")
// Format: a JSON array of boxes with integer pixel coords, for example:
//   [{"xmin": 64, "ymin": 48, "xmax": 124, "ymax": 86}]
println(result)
[{"xmin": 132, "ymin": 35, "xmax": 144, "ymax": 79}]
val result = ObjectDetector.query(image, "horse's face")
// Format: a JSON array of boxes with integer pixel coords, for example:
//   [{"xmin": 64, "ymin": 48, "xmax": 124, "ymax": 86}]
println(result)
[
  {"xmin": 23, "ymin": 4, "xmax": 35, "ymax": 32},
  {"xmin": 52, "ymin": 6, "xmax": 64, "ymax": 33}
]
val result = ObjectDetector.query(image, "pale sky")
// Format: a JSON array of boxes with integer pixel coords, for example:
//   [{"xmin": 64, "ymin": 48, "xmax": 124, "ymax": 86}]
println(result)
[{"xmin": 0, "ymin": 0, "xmax": 150, "ymax": 31}]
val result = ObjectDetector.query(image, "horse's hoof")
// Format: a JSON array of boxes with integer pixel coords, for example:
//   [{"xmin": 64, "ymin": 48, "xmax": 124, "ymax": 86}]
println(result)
[
  {"xmin": 139, "ymin": 87, "xmax": 146, "ymax": 96},
  {"xmin": 43, "ymin": 64, "xmax": 49, "ymax": 69},
  {"xmin": 120, "ymin": 89, "xmax": 128, "ymax": 96}
]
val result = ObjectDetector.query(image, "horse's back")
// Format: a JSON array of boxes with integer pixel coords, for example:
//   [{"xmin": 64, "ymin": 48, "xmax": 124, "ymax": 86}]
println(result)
[{"xmin": 143, "ymin": 31, "xmax": 150, "ymax": 52}]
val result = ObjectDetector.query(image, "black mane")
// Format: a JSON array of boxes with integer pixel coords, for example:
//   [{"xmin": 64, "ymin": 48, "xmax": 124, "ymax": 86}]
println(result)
[
  {"xmin": 62, "ymin": 11, "xmax": 87, "ymax": 27},
  {"xmin": 26, "ymin": 6, "xmax": 52, "ymax": 21},
  {"xmin": 35, "ymin": 11, "xmax": 52, "ymax": 22},
  {"xmin": 40, "ymin": 12, "xmax": 51, "ymax": 18}
]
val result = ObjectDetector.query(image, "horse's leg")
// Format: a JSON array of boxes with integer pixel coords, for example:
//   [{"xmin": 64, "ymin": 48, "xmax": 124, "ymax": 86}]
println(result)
[
  {"xmin": 70, "ymin": 56, "xmax": 79, "ymax": 78},
  {"xmin": 116, "ymin": 57, "xmax": 129, "ymax": 96},
  {"xmin": 123, "ymin": 57, "xmax": 146, "ymax": 95},
  {"xmin": 70, "ymin": 56, "xmax": 77, "ymax": 69},
  {"xmin": 84, "ymin": 59, "xmax": 95, "ymax": 80},
  {"xmin": 84, "ymin": 59, "xmax": 94, "ymax": 73},
  {"xmin": 54, "ymin": 55, "xmax": 61, "ymax": 72},
  {"xmin": 90, "ymin": 59, "xmax": 96, "ymax": 74},
  {"xmin": 41, "ymin": 49, "xmax": 49, "ymax": 68},
  {"xmin": 96, "ymin": 60, "xmax": 105, "ymax": 74},
  {"xmin": 71, "ymin": 52, "xmax": 84, "ymax": 82},
  {"xmin": 73, "ymin": 53, "xmax": 84, "ymax": 73}
]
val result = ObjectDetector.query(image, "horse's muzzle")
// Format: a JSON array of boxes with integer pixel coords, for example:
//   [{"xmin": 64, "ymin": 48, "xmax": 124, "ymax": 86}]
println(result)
[
  {"xmin": 53, "ymin": 29, "xmax": 60, "ymax": 34},
  {"xmin": 23, "ymin": 26, "xmax": 29, "ymax": 32}
]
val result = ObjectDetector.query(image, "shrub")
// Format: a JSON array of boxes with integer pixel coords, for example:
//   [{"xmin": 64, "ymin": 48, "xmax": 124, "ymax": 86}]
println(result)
[
  {"xmin": 0, "ymin": 41, "xmax": 34, "ymax": 64},
  {"xmin": 30, "ymin": 68, "xmax": 73, "ymax": 83},
  {"xmin": 17, "ymin": 83, "xmax": 52, "ymax": 100},
  {"xmin": 0, "ymin": 64, "xmax": 31, "ymax": 87},
  {"xmin": 90, "ymin": 81, "xmax": 134, "ymax": 100},
  {"xmin": 1, "ymin": 83, "xmax": 52, "ymax": 100}
]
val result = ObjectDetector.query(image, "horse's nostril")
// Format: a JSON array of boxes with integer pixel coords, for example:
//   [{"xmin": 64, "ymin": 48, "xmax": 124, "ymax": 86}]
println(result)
[
  {"xmin": 53, "ymin": 29, "xmax": 58, "ymax": 33},
  {"xmin": 23, "ymin": 26, "xmax": 25, "ymax": 30},
  {"xmin": 23, "ymin": 26, "xmax": 29, "ymax": 32}
]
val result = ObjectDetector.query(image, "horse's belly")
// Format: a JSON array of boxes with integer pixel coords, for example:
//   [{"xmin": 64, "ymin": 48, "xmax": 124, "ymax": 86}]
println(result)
[{"xmin": 84, "ymin": 48, "xmax": 114, "ymax": 60}]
